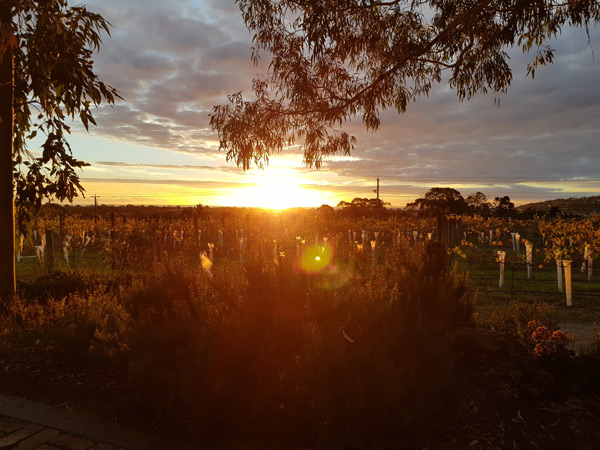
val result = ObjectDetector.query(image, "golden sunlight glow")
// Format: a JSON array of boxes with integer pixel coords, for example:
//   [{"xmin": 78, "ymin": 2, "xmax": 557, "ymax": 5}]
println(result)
[{"xmin": 220, "ymin": 170, "xmax": 330, "ymax": 209}]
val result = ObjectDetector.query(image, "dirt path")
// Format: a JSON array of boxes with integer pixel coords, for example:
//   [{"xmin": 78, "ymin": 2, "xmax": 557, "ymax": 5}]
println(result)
[{"xmin": 559, "ymin": 319, "xmax": 598, "ymax": 352}]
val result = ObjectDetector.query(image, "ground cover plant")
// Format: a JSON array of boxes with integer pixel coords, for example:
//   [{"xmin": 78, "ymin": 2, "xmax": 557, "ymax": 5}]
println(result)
[{"xmin": 2, "ymin": 208, "xmax": 600, "ymax": 448}]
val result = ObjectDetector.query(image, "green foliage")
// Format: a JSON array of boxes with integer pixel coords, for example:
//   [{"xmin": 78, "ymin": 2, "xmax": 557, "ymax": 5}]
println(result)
[
  {"xmin": 516, "ymin": 320, "xmax": 600, "ymax": 400},
  {"xmin": 481, "ymin": 305, "xmax": 600, "ymax": 399},
  {"xmin": 5, "ymin": 286, "xmax": 130, "ymax": 364},
  {"xmin": 211, "ymin": 0, "xmax": 600, "ymax": 168},
  {"xmin": 2, "ymin": 233, "xmax": 477, "ymax": 446},
  {"xmin": 17, "ymin": 269, "xmax": 126, "ymax": 301},
  {"xmin": 484, "ymin": 300, "xmax": 558, "ymax": 343},
  {"xmin": 7, "ymin": 207, "xmax": 600, "ymax": 445},
  {"xmin": 7, "ymin": 0, "xmax": 120, "ymax": 210},
  {"xmin": 17, "ymin": 269, "xmax": 102, "ymax": 300}
]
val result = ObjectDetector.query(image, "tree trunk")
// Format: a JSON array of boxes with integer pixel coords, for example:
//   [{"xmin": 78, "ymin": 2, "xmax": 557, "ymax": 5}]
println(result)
[{"xmin": 0, "ymin": 28, "xmax": 15, "ymax": 304}]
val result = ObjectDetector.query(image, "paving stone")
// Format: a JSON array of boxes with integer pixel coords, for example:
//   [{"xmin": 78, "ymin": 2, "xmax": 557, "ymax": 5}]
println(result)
[
  {"xmin": 0, "ymin": 424, "xmax": 43, "ymax": 448},
  {"xmin": 12, "ymin": 428, "xmax": 61, "ymax": 450},
  {"xmin": 49, "ymin": 432, "xmax": 96, "ymax": 450},
  {"xmin": 0, "ymin": 414, "xmax": 27, "ymax": 433}
]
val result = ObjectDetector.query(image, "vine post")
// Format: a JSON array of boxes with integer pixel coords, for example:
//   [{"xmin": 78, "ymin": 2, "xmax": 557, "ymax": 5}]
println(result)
[
  {"xmin": 498, "ymin": 250, "xmax": 506, "ymax": 288},
  {"xmin": 563, "ymin": 260, "xmax": 573, "ymax": 307},
  {"xmin": 525, "ymin": 240, "xmax": 533, "ymax": 279}
]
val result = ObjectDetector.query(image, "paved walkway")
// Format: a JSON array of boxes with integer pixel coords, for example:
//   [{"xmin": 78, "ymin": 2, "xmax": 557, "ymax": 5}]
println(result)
[{"xmin": 0, "ymin": 395, "xmax": 164, "ymax": 450}]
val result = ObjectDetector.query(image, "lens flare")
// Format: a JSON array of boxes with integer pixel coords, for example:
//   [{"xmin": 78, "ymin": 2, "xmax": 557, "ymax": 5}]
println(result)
[
  {"xmin": 295, "ymin": 244, "xmax": 353, "ymax": 290},
  {"xmin": 298, "ymin": 246, "xmax": 332, "ymax": 273},
  {"xmin": 320, "ymin": 260, "xmax": 353, "ymax": 290}
]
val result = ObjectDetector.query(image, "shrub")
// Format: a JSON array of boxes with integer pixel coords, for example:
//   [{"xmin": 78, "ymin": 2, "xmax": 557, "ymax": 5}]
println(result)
[
  {"xmin": 3, "ymin": 286, "xmax": 131, "ymax": 365},
  {"xmin": 5, "ymin": 235, "xmax": 476, "ymax": 448},
  {"xmin": 16, "ymin": 269, "xmax": 114, "ymax": 301},
  {"xmin": 121, "ymin": 244, "xmax": 472, "ymax": 447},
  {"xmin": 484, "ymin": 300, "xmax": 558, "ymax": 343}
]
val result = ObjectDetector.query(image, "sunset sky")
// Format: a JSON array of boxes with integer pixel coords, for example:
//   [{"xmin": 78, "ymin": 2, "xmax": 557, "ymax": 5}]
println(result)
[{"xmin": 50, "ymin": 0, "xmax": 600, "ymax": 209}]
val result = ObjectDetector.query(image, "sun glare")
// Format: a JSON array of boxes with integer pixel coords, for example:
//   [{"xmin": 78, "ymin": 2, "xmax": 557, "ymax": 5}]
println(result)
[{"xmin": 221, "ymin": 171, "xmax": 328, "ymax": 209}]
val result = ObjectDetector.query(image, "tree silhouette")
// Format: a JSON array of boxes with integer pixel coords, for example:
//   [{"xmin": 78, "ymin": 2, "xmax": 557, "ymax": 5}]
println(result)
[
  {"xmin": 0, "ymin": 0, "xmax": 119, "ymax": 301},
  {"xmin": 466, "ymin": 191, "xmax": 491, "ymax": 216},
  {"xmin": 407, "ymin": 188, "xmax": 468, "ymax": 216},
  {"xmin": 211, "ymin": 1, "xmax": 599, "ymax": 169},
  {"xmin": 337, "ymin": 197, "xmax": 389, "ymax": 218},
  {"xmin": 492, "ymin": 195, "xmax": 515, "ymax": 217}
]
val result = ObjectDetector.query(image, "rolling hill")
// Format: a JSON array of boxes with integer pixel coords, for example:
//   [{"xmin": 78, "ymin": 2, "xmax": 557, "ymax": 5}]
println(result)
[{"xmin": 517, "ymin": 195, "xmax": 600, "ymax": 216}]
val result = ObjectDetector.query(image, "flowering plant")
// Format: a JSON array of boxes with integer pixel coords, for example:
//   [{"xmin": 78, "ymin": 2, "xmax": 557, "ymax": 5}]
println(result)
[{"xmin": 526, "ymin": 320, "xmax": 571, "ymax": 357}]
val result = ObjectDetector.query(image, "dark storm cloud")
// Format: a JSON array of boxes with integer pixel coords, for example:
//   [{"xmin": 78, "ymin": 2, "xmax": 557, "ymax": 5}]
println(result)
[
  {"xmin": 81, "ymin": 0, "xmax": 255, "ymax": 155},
  {"xmin": 323, "ymin": 26, "xmax": 600, "ymax": 196}
]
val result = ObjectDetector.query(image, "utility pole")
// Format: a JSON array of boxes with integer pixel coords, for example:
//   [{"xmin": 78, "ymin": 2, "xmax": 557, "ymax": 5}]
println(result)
[
  {"xmin": 0, "ymin": 17, "xmax": 16, "ymax": 303},
  {"xmin": 373, "ymin": 176, "xmax": 381, "ymax": 219},
  {"xmin": 373, "ymin": 177, "xmax": 380, "ymax": 200}
]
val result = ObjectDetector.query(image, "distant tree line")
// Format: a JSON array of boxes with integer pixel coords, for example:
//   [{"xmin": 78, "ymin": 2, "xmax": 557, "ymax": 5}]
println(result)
[
  {"xmin": 33, "ymin": 189, "xmax": 570, "ymax": 225},
  {"xmin": 333, "ymin": 187, "xmax": 571, "ymax": 219},
  {"xmin": 334, "ymin": 198, "xmax": 391, "ymax": 219},
  {"xmin": 406, "ymin": 188, "xmax": 516, "ymax": 218}
]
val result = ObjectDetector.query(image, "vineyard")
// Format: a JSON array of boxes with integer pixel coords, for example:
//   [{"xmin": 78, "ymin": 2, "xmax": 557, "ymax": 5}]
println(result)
[
  {"xmin": 3, "ymin": 207, "xmax": 600, "ymax": 449},
  {"xmin": 16, "ymin": 209, "xmax": 600, "ymax": 301}
]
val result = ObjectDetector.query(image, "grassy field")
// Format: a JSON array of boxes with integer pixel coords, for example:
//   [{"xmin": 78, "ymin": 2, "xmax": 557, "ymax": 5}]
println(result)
[{"xmin": 451, "ymin": 246, "xmax": 600, "ymax": 323}]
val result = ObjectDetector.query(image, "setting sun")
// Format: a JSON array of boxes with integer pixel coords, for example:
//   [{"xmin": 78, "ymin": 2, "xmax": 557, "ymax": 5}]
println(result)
[{"xmin": 220, "ymin": 170, "xmax": 330, "ymax": 209}]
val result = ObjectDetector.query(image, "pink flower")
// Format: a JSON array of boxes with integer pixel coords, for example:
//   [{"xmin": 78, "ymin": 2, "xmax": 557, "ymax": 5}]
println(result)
[
  {"xmin": 532, "ymin": 326, "xmax": 551, "ymax": 343},
  {"xmin": 526, "ymin": 320, "xmax": 541, "ymax": 335},
  {"xmin": 551, "ymin": 330, "xmax": 568, "ymax": 345},
  {"xmin": 533, "ymin": 343, "xmax": 553, "ymax": 357}
]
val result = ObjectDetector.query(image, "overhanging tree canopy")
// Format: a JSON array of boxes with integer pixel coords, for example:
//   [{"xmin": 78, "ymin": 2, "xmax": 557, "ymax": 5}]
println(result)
[
  {"xmin": 210, "ymin": 0, "xmax": 599, "ymax": 169},
  {"xmin": 8, "ymin": 0, "xmax": 120, "ymax": 211}
]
